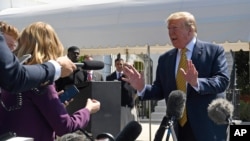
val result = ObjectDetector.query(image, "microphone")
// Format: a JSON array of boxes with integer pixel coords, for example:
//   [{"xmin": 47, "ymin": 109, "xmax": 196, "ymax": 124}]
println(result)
[
  {"xmin": 166, "ymin": 90, "xmax": 186, "ymax": 120},
  {"xmin": 207, "ymin": 98, "xmax": 235, "ymax": 141},
  {"xmin": 207, "ymin": 98, "xmax": 234, "ymax": 125},
  {"xmin": 115, "ymin": 121, "xmax": 142, "ymax": 141},
  {"xmin": 165, "ymin": 90, "xmax": 186, "ymax": 141},
  {"xmin": 74, "ymin": 60, "xmax": 104, "ymax": 70}
]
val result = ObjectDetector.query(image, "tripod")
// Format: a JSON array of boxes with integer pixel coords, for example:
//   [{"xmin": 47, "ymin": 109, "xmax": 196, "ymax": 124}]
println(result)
[
  {"xmin": 165, "ymin": 117, "xmax": 178, "ymax": 141},
  {"xmin": 153, "ymin": 116, "xmax": 178, "ymax": 141}
]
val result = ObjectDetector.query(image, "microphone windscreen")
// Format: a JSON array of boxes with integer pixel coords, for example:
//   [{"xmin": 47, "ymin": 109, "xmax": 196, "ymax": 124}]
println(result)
[
  {"xmin": 75, "ymin": 60, "xmax": 104, "ymax": 70},
  {"xmin": 166, "ymin": 90, "xmax": 186, "ymax": 120},
  {"xmin": 207, "ymin": 98, "xmax": 234, "ymax": 125},
  {"xmin": 115, "ymin": 121, "xmax": 142, "ymax": 141}
]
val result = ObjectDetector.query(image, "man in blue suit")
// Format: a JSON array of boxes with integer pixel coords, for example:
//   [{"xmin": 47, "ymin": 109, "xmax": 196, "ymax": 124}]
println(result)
[
  {"xmin": 122, "ymin": 11, "xmax": 229, "ymax": 141},
  {"xmin": 0, "ymin": 32, "xmax": 76, "ymax": 93}
]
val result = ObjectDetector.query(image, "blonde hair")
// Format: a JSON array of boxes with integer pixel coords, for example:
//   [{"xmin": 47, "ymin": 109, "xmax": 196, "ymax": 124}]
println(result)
[
  {"xmin": 14, "ymin": 22, "xmax": 64, "ymax": 64},
  {"xmin": 166, "ymin": 11, "xmax": 197, "ymax": 35},
  {"xmin": 0, "ymin": 21, "xmax": 19, "ymax": 40}
]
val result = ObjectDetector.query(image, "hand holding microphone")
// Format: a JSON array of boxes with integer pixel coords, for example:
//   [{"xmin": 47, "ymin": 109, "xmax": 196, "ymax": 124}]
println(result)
[{"xmin": 56, "ymin": 56, "xmax": 77, "ymax": 78}]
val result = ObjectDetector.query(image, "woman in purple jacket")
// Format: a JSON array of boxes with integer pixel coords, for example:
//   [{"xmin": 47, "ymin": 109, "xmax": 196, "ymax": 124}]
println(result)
[{"xmin": 0, "ymin": 22, "xmax": 100, "ymax": 141}]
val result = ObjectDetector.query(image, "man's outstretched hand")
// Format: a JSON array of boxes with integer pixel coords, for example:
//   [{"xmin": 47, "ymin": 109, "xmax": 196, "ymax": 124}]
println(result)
[{"xmin": 122, "ymin": 63, "xmax": 145, "ymax": 92}]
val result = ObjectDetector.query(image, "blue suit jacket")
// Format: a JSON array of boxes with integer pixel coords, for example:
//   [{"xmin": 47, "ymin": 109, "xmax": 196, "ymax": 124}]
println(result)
[
  {"xmin": 143, "ymin": 39, "xmax": 230, "ymax": 141},
  {"xmin": 0, "ymin": 33, "xmax": 55, "ymax": 93}
]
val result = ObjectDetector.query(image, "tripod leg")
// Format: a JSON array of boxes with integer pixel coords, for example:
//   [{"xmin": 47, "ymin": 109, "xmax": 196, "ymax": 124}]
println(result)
[
  {"xmin": 166, "ymin": 128, "xmax": 171, "ymax": 141},
  {"xmin": 169, "ymin": 124, "xmax": 178, "ymax": 141},
  {"xmin": 154, "ymin": 116, "xmax": 168, "ymax": 141}
]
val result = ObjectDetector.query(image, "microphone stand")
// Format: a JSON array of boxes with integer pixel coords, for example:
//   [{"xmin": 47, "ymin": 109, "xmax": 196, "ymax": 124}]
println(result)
[
  {"xmin": 165, "ymin": 117, "xmax": 178, "ymax": 141},
  {"xmin": 227, "ymin": 118, "xmax": 234, "ymax": 141}
]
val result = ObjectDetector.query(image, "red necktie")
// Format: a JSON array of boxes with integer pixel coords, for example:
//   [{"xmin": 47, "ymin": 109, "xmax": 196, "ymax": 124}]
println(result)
[{"xmin": 87, "ymin": 72, "xmax": 92, "ymax": 81}]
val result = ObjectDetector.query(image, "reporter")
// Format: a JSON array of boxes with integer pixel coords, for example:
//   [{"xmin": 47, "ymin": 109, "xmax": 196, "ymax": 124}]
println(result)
[
  {"xmin": 0, "ymin": 22, "xmax": 99, "ymax": 141},
  {"xmin": 0, "ymin": 33, "xmax": 76, "ymax": 93}
]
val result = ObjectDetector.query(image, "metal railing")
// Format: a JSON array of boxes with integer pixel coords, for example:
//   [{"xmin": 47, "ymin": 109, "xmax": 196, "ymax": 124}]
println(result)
[{"xmin": 226, "ymin": 88, "xmax": 241, "ymax": 120}]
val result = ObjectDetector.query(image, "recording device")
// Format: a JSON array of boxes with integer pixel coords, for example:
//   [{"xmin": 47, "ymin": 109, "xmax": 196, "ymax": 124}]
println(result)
[
  {"xmin": 207, "ymin": 98, "xmax": 234, "ymax": 125},
  {"xmin": 115, "ymin": 121, "xmax": 142, "ymax": 141},
  {"xmin": 74, "ymin": 60, "xmax": 104, "ymax": 70},
  {"xmin": 207, "ymin": 98, "xmax": 235, "ymax": 141},
  {"xmin": 165, "ymin": 90, "xmax": 186, "ymax": 141},
  {"xmin": 166, "ymin": 90, "xmax": 186, "ymax": 120},
  {"xmin": 18, "ymin": 54, "xmax": 32, "ymax": 64},
  {"xmin": 59, "ymin": 85, "xmax": 79, "ymax": 103}
]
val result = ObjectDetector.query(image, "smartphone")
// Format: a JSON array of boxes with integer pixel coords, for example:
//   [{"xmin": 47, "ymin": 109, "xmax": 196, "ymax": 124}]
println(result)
[
  {"xmin": 59, "ymin": 85, "xmax": 79, "ymax": 103},
  {"xmin": 19, "ymin": 54, "xmax": 32, "ymax": 64}
]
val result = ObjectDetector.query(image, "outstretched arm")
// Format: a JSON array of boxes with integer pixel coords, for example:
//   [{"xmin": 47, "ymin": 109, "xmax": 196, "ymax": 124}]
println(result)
[
  {"xmin": 122, "ymin": 63, "xmax": 145, "ymax": 92},
  {"xmin": 0, "ymin": 33, "xmax": 76, "ymax": 93}
]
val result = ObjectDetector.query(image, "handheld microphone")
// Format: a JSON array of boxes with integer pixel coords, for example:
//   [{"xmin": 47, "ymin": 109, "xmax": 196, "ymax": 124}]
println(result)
[
  {"xmin": 166, "ymin": 90, "xmax": 186, "ymax": 120},
  {"xmin": 207, "ymin": 98, "xmax": 234, "ymax": 125},
  {"xmin": 115, "ymin": 121, "xmax": 142, "ymax": 141},
  {"xmin": 74, "ymin": 60, "xmax": 104, "ymax": 70}
]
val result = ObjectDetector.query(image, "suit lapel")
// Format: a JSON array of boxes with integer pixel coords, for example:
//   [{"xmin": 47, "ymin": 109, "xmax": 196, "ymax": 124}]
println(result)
[
  {"xmin": 163, "ymin": 49, "xmax": 178, "ymax": 89},
  {"xmin": 187, "ymin": 40, "xmax": 203, "ymax": 93},
  {"xmin": 111, "ymin": 72, "xmax": 117, "ymax": 80},
  {"xmin": 191, "ymin": 40, "xmax": 203, "ymax": 70}
]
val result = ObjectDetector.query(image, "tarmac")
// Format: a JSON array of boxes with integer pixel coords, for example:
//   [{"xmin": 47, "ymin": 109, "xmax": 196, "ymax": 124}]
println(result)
[{"xmin": 136, "ymin": 119, "xmax": 173, "ymax": 141}]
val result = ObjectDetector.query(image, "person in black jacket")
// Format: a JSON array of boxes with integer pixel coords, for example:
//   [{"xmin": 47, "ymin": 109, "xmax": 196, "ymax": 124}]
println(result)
[{"xmin": 55, "ymin": 46, "xmax": 85, "ymax": 91}]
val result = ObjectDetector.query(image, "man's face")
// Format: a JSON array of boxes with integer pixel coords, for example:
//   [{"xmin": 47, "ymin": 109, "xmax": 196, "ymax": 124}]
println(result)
[
  {"xmin": 68, "ymin": 49, "xmax": 80, "ymax": 62},
  {"xmin": 168, "ymin": 18, "xmax": 191, "ymax": 49},
  {"xmin": 115, "ymin": 60, "xmax": 124, "ymax": 72}
]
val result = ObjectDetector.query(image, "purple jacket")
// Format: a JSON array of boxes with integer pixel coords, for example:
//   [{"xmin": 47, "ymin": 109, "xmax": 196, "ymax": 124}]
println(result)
[{"xmin": 0, "ymin": 84, "xmax": 90, "ymax": 141}]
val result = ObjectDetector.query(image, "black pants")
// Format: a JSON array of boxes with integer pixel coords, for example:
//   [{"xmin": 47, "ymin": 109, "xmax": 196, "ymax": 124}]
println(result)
[{"xmin": 178, "ymin": 120, "xmax": 197, "ymax": 141}]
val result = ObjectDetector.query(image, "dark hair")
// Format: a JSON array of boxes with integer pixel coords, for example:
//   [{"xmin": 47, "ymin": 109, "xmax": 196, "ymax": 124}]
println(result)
[
  {"xmin": 115, "ymin": 53, "xmax": 124, "ymax": 62},
  {"xmin": 68, "ymin": 46, "xmax": 80, "ymax": 52}
]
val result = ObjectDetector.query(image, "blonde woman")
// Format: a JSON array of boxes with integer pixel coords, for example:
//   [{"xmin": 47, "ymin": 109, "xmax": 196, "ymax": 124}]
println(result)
[{"xmin": 0, "ymin": 22, "xmax": 100, "ymax": 141}]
